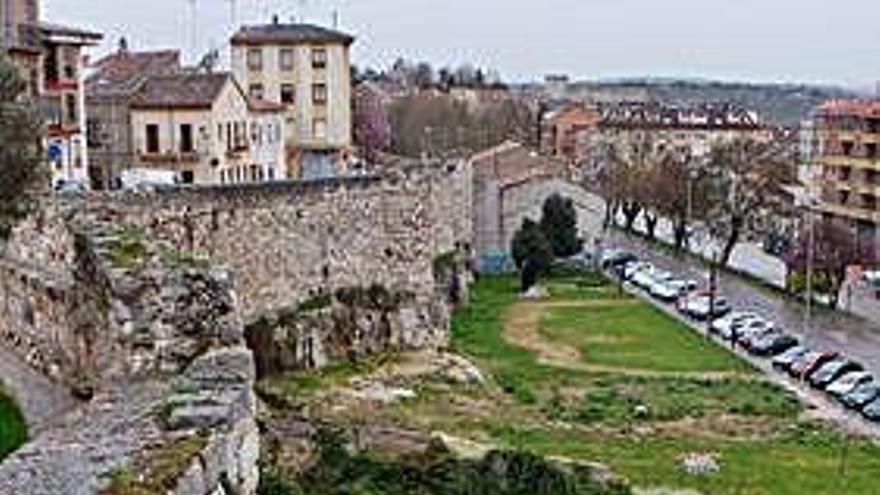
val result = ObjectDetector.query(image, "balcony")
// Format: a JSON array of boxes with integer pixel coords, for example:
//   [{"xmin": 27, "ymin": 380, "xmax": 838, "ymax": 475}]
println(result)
[{"xmin": 138, "ymin": 151, "xmax": 201, "ymax": 164}]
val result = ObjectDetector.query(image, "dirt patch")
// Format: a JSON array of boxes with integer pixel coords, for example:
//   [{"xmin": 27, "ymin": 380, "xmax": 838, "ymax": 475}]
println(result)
[{"xmin": 502, "ymin": 300, "xmax": 754, "ymax": 381}]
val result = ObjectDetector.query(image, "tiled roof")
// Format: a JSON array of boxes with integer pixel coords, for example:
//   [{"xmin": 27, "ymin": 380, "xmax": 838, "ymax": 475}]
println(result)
[
  {"xmin": 130, "ymin": 73, "xmax": 230, "ymax": 109},
  {"xmin": 87, "ymin": 50, "xmax": 181, "ymax": 97},
  {"xmin": 817, "ymin": 99, "xmax": 880, "ymax": 118},
  {"xmin": 231, "ymin": 22, "xmax": 354, "ymax": 46}
]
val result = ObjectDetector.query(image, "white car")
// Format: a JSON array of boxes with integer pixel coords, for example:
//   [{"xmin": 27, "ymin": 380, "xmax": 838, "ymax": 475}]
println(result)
[
  {"xmin": 632, "ymin": 266, "xmax": 661, "ymax": 290},
  {"xmin": 827, "ymin": 371, "xmax": 873, "ymax": 397},
  {"xmin": 710, "ymin": 311, "xmax": 761, "ymax": 336},
  {"xmin": 623, "ymin": 261, "xmax": 651, "ymax": 280},
  {"xmin": 646, "ymin": 271, "xmax": 676, "ymax": 295},
  {"xmin": 681, "ymin": 295, "xmax": 731, "ymax": 320},
  {"xmin": 651, "ymin": 277, "xmax": 697, "ymax": 301}
]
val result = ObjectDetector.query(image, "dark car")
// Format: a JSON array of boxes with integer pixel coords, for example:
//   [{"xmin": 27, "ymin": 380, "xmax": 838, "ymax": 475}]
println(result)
[
  {"xmin": 862, "ymin": 397, "xmax": 880, "ymax": 422},
  {"xmin": 841, "ymin": 382, "xmax": 880, "ymax": 410},
  {"xmin": 808, "ymin": 359, "xmax": 863, "ymax": 389},
  {"xmin": 788, "ymin": 351, "xmax": 837, "ymax": 380},
  {"xmin": 750, "ymin": 332, "xmax": 799, "ymax": 357},
  {"xmin": 602, "ymin": 250, "xmax": 637, "ymax": 269},
  {"xmin": 772, "ymin": 346, "xmax": 808, "ymax": 371}
]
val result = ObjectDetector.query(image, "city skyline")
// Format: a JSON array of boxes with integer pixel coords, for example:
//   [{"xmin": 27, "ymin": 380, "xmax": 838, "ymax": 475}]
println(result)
[{"xmin": 43, "ymin": 0, "xmax": 880, "ymax": 88}]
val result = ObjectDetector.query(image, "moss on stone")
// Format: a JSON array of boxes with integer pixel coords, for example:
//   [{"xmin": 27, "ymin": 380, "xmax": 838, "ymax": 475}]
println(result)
[
  {"xmin": 105, "ymin": 226, "xmax": 148, "ymax": 270},
  {"xmin": 162, "ymin": 249, "xmax": 210, "ymax": 270},
  {"xmin": 432, "ymin": 250, "xmax": 458, "ymax": 279},
  {"xmin": 101, "ymin": 435, "xmax": 209, "ymax": 495}
]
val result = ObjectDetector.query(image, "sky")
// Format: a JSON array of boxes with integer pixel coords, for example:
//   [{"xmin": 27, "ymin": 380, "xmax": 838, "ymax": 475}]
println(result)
[{"xmin": 43, "ymin": 0, "xmax": 880, "ymax": 87}]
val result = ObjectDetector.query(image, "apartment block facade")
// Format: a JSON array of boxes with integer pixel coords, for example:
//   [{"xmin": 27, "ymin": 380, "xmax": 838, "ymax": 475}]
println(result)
[
  {"xmin": 813, "ymin": 100, "xmax": 880, "ymax": 244},
  {"xmin": 231, "ymin": 21, "xmax": 354, "ymax": 179}
]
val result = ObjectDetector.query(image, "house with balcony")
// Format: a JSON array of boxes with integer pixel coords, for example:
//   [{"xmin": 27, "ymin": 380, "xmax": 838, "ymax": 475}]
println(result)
[
  {"xmin": 129, "ymin": 72, "xmax": 285, "ymax": 185},
  {"xmin": 812, "ymin": 99, "xmax": 880, "ymax": 245},
  {"xmin": 230, "ymin": 19, "xmax": 354, "ymax": 179},
  {"xmin": 39, "ymin": 22, "xmax": 102, "ymax": 188}
]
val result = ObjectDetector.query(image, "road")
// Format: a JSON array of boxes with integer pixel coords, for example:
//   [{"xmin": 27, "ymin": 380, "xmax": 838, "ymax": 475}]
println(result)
[{"xmin": 607, "ymin": 230, "xmax": 880, "ymax": 378}]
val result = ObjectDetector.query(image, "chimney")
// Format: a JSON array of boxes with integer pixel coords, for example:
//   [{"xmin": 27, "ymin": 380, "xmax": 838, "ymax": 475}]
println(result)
[
  {"xmin": 118, "ymin": 37, "xmax": 128, "ymax": 53},
  {"xmin": 332, "ymin": 10, "xmax": 339, "ymax": 29},
  {"xmin": 272, "ymin": 14, "xmax": 279, "ymax": 25}
]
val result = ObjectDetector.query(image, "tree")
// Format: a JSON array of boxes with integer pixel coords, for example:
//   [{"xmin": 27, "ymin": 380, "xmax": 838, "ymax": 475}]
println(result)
[
  {"xmin": 511, "ymin": 218, "xmax": 553, "ymax": 290},
  {"xmin": 540, "ymin": 194, "xmax": 582, "ymax": 258},
  {"xmin": 0, "ymin": 55, "xmax": 45, "ymax": 237},
  {"xmin": 598, "ymin": 131, "xmax": 665, "ymax": 235},
  {"xmin": 353, "ymin": 85, "xmax": 391, "ymax": 161},
  {"xmin": 785, "ymin": 219, "xmax": 877, "ymax": 308},
  {"xmin": 651, "ymin": 150, "xmax": 710, "ymax": 251},
  {"xmin": 704, "ymin": 137, "xmax": 795, "ymax": 266}
]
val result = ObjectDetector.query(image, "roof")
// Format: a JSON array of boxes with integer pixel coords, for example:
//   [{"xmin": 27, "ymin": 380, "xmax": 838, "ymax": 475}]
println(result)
[
  {"xmin": 130, "ymin": 73, "xmax": 231, "ymax": 110},
  {"xmin": 817, "ymin": 99, "xmax": 880, "ymax": 119},
  {"xmin": 87, "ymin": 49, "xmax": 181, "ymax": 97},
  {"xmin": 231, "ymin": 22, "xmax": 354, "ymax": 46},
  {"xmin": 38, "ymin": 21, "xmax": 103, "ymax": 44}
]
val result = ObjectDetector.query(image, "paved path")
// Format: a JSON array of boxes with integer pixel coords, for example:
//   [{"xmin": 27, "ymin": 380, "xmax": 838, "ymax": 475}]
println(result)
[
  {"xmin": 608, "ymin": 230, "xmax": 880, "ymax": 378},
  {"xmin": 0, "ymin": 344, "xmax": 76, "ymax": 434}
]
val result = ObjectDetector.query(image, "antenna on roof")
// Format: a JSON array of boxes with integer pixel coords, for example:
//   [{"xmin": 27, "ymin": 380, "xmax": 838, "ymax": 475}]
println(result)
[
  {"xmin": 228, "ymin": 0, "xmax": 238, "ymax": 28},
  {"xmin": 187, "ymin": 0, "xmax": 198, "ymax": 64},
  {"xmin": 332, "ymin": 10, "xmax": 339, "ymax": 29}
]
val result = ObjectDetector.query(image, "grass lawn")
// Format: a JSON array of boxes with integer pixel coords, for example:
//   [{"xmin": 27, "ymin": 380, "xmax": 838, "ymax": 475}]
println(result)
[
  {"xmin": 445, "ymin": 275, "xmax": 880, "ymax": 494},
  {"xmin": 0, "ymin": 387, "xmax": 27, "ymax": 461}
]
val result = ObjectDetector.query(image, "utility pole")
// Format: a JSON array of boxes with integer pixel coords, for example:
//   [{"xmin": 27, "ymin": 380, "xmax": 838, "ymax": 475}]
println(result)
[{"xmin": 708, "ymin": 249, "xmax": 718, "ymax": 333}]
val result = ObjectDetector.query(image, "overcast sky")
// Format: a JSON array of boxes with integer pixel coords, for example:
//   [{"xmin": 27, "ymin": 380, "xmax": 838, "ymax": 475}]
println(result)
[{"xmin": 44, "ymin": 0, "xmax": 879, "ymax": 86}]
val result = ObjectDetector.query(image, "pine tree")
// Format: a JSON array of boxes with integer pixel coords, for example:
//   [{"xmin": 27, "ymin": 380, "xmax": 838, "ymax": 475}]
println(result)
[{"xmin": 540, "ymin": 194, "xmax": 582, "ymax": 258}]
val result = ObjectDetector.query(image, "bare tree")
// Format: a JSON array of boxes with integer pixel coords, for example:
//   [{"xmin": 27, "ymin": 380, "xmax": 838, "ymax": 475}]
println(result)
[
  {"xmin": 704, "ymin": 137, "xmax": 795, "ymax": 266},
  {"xmin": 785, "ymin": 219, "xmax": 877, "ymax": 308}
]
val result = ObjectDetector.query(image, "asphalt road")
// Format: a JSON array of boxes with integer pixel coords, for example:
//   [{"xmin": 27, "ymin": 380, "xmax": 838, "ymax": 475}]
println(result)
[{"xmin": 607, "ymin": 230, "xmax": 880, "ymax": 378}]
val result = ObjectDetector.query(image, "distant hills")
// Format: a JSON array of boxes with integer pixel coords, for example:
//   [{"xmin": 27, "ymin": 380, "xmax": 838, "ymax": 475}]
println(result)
[{"xmin": 527, "ymin": 78, "xmax": 864, "ymax": 127}]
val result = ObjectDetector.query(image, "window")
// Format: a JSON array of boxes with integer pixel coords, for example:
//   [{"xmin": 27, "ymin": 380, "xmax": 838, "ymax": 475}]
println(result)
[
  {"xmin": 313, "ymin": 117, "xmax": 327, "ymax": 139},
  {"xmin": 65, "ymin": 94, "xmax": 77, "ymax": 123},
  {"xmin": 280, "ymin": 48, "xmax": 295, "ymax": 71},
  {"xmin": 179, "ymin": 124, "xmax": 194, "ymax": 153},
  {"xmin": 281, "ymin": 83, "xmax": 295, "ymax": 104},
  {"xmin": 247, "ymin": 48, "xmax": 263, "ymax": 71},
  {"xmin": 249, "ymin": 83, "xmax": 264, "ymax": 100},
  {"xmin": 145, "ymin": 124, "xmax": 160, "ymax": 153},
  {"xmin": 312, "ymin": 83, "xmax": 327, "ymax": 105},
  {"xmin": 311, "ymin": 47, "xmax": 327, "ymax": 69}
]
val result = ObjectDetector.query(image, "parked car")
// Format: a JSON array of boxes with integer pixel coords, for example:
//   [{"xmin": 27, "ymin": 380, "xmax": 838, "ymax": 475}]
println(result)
[
  {"xmin": 632, "ymin": 267, "xmax": 659, "ymax": 290},
  {"xmin": 621, "ymin": 261, "xmax": 650, "ymax": 280},
  {"xmin": 646, "ymin": 271, "xmax": 676, "ymax": 296},
  {"xmin": 734, "ymin": 319, "xmax": 775, "ymax": 347},
  {"xmin": 602, "ymin": 250, "xmax": 637, "ymax": 269},
  {"xmin": 680, "ymin": 295, "xmax": 731, "ymax": 320},
  {"xmin": 55, "ymin": 179, "xmax": 88, "ymax": 194},
  {"xmin": 772, "ymin": 346, "xmax": 809, "ymax": 371},
  {"xmin": 749, "ymin": 332, "xmax": 799, "ymax": 357},
  {"xmin": 711, "ymin": 311, "xmax": 758, "ymax": 333},
  {"xmin": 860, "ymin": 396, "xmax": 880, "ymax": 421},
  {"xmin": 840, "ymin": 382, "xmax": 880, "ymax": 410},
  {"xmin": 808, "ymin": 359, "xmax": 863, "ymax": 389},
  {"xmin": 827, "ymin": 371, "xmax": 873, "ymax": 398},
  {"xmin": 788, "ymin": 351, "xmax": 837, "ymax": 379},
  {"xmin": 652, "ymin": 278, "xmax": 699, "ymax": 302}
]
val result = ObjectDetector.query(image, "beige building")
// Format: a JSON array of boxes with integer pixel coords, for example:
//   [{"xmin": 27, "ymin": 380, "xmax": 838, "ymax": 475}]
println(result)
[
  {"xmin": 1, "ymin": 0, "xmax": 41, "ymax": 95},
  {"xmin": 231, "ymin": 20, "xmax": 354, "ymax": 179},
  {"xmin": 129, "ymin": 72, "xmax": 286, "ymax": 185}
]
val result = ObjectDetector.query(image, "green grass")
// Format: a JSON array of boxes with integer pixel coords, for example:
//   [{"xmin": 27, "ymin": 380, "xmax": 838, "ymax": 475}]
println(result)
[
  {"xmin": 445, "ymin": 275, "xmax": 880, "ymax": 495},
  {"xmin": 0, "ymin": 388, "xmax": 27, "ymax": 461},
  {"xmin": 540, "ymin": 303, "xmax": 752, "ymax": 373}
]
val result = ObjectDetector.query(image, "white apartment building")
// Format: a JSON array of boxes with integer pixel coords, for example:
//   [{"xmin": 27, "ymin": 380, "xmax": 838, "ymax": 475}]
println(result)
[
  {"xmin": 129, "ymin": 72, "xmax": 285, "ymax": 185},
  {"xmin": 231, "ymin": 20, "xmax": 354, "ymax": 179}
]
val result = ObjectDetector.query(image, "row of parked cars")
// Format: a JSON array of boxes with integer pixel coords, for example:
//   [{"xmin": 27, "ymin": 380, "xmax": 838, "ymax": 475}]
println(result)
[{"xmin": 600, "ymin": 248, "xmax": 880, "ymax": 423}]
